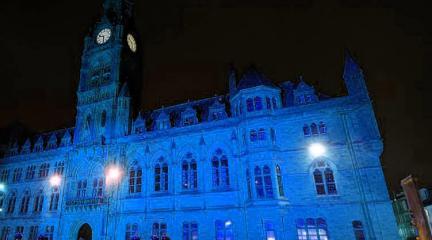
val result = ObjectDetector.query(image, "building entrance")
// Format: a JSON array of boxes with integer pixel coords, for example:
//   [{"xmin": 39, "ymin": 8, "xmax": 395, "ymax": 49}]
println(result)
[{"xmin": 77, "ymin": 223, "xmax": 92, "ymax": 240}]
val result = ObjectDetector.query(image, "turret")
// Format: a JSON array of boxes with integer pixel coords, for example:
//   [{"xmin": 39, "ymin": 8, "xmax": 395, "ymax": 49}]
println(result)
[{"xmin": 343, "ymin": 50, "xmax": 369, "ymax": 100}]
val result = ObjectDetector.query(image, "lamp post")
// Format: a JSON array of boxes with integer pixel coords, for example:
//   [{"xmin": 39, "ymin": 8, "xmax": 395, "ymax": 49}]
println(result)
[
  {"xmin": 105, "ymin": 165, "xmax": 122, "ymax": 240},
  {"xmin": 49, "ymin": 174, "xmax": 64, "ymax": 240}
]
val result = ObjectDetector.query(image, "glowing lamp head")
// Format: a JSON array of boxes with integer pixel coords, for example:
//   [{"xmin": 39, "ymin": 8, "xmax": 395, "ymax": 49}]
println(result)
[
  {"xmin": 225, "ymin": 220, "xmax": 232, "ymax": 227},
  {"xmin": 49, "ymin": 175, "xmax": 61, "ymax": 187},
  {"xmin": 106, "ymin": 166, "xmax": 122, "ymax": 185},
  {"xmin": 0, "ymin": 183, "xmax": 6, "ymax": 192},
  {"xmin": 309, "ymin": 143, "xmax": 326, "ymax": 158}
]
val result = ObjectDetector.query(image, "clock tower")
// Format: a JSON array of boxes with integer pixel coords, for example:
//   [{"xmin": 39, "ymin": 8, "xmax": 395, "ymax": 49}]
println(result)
[{"xmin": 74, "ymin": 0, "xmax": 142, "ymax": 145}]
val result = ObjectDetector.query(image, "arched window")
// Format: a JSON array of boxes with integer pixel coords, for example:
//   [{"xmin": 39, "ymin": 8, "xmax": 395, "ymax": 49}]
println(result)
[
  {"xmin": 263, "ymin": 166, "xmax": 273, "ymax": 198},
  {"xmin": 310, "ymin": 123, "xmax": 318, "ymax": 135},
  {"xmin": 254, "ymin": 166, "xmax": 264, "ymax": 198},
  {"xmin": 20, "ymin": 190, "xmax": 30, "ymax": 213},
  {"xmin": 353, "ymin": 221, "xmax": 365, "ymax": 240},
  {"xmin": 126, "ymin": 223, "xmax": 139, "ymax": 240},
  {"xmin": 183, "ymin": 222, "xmax": 198, "ymax": 240},
  {"xmin": 129, "ymin": 166, "xmax": 142, "ymax": 194},
  {"xmin": 254, "ymin": 97, "xmax": 263, "ymax": 110},
  {"xmin": 33, "ymin": 190, "xmax": 44, "ymax": 213},
  {"xmin": 212, "ymin": 150, "xmax": 230, "ymax": 189},
  {"xmin": 258, "ymin": 128, "xmax": 266, "ymax": 140},
  {"xmin": 77, "ymin": 180, "xmax": 87, "ymax": 198},
  {"xmin": 7, "ymin": 191, "xmax": 17, "ymax": 214},
  {"xmin": 49, "ymin": 187, "xmax": 59, "ymax": 211},
  {"xmin": 319, "ymin": 122, "xmax": 327, "ymax": 134},
  {"xmin": 324, "ymin": 168, "xmax": 337, "ymax": 194},
  {"xmin": 182, "ymin": 156, "xmax": 198, "ymax": 191},
  {"xmin": 246, "ymin": 169, "xmax": 252, "ymax": 199},
  {"xmin": 155, "ymin": 160, "xmax": 169, "ymax": 192},
  {"xmin": 266, "ymin": 97, "xmax": 271, "ymax": 109},
  {"xmin": 92, "ymin": 177, "xmax": 104, "ymax": 198},
  {"xmin": 246, "ymin": 98, "xmax": 254, "ymax": 112},
  {"xmin": 250, "ymin": 130, "xmax": 258, "ymax": 142},
  {"xmin": 26, "ymin": 165, "xmax": 36, "ymax": 180},
  {"xmin": 313, "ymin": 169, "xmax": 325, "ymax": 195},
  {"xmin": 303, "ymin": 124, "xmax": 311, "ymax": 137},
  {"xmin": 12, "ymin": 168, "xmax": 22, "ymax": 183},
  {"xmin": 272, "ymin": 97, "xmax": 277, "ymax": 109},
  {"xmin": 313, "ymin": 161, "xmax": 337, "ymax": 196},
  {"xmin": 39, "ymin": 163, "xmax": 50, "ymax": 178},
  {"xmin": 276, "ymin": 165, "xmax": 284, "ymax": 197},
  {"xmin": 101, "ymin": 111, "xmax": 107, "ymax": 127},
  {"xmin": 215, "ymin": 220, "xmax": 233, "ymax": 240},
  {"xmin": 0, "ymin": 192, "xmax": 4, "ymax": 210},
  {"xmin": 54, "ymin": 161, "xmax": 64, "ymax": 175},
  {"xmin": 152, "ymin": 222, "xmax": 167, "ymax": 239}
]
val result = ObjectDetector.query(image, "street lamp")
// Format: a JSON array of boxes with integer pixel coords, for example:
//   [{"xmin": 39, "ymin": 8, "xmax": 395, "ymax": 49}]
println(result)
[
  {"xmin": 49, "ymin": 175, "xmax": 62, "ymax": 187},
  {"xmin": 105, "ymin": 165, "xmax": 122, "ymax": 240},
  {"xmin": 0, "ymin": 183, "xmax": 6, "ymax": 192},
  {"xmin": 308, "ymin": 143, "xmax": 326, "ymax": 158}
]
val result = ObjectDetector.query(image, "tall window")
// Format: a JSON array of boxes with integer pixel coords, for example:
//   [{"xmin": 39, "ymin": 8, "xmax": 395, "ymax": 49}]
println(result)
[
  {"xmin": 15, "ymin": 226, "xmax": 24, "ymax": 236},
  {"xmin": 92, "ymin": 178, "xmax": 104, "ymax": 198},
  {"xmin": 276, "ymin": 165, "xmax": 284, "ymax": 197},
  {"xmin": 0, "ymin": 227, "xmax": 10, "ymax": 240},
  {"xmin": 49, "ymin": 187, "xmax": 60, "ymax": 211},
  {"xmin": 310, "ymin": 123, "xmax": 318, "ymax": 136},
  {"xmin": 264, "ymin": 221, "xmax": 276, "ymax": 240},
  {"xmin": 250, "ymin": 130, "xmax": 258, "ymax": 142},
  {"xmin": 272, "ymin": 97, "xmax": 277, "ymax": 109},
  {"xmin": 246, "ymin": 98, "xmax": 254, "ymax": 112},
  {"xmin": 352, "ymin": 221, "xmax": 366, "ymax": 240},
  {"xmin": 183, "ymin": 222, "xmax": 198, "ymax": 240},
  {"xmin": 29, "ymin": 226, "xmax": 39, "ymax": 240},
  {"xmin": 77, "ymin": 180, "xmax": 87, "ymax": 198},
  {"xmin": 129, "ymin": 166, "xmax": 142, "ymax": 194},
  {"xmin": 212, "ymin": 150, "xmax": 230, "ymax": 189},
  {"xmin": 155, "ymin": 159, "xmax": 169, "ymax": 192},
  {"xmin": 266, "ymin": 97, "xmax": 271, "ymax": 109},
  {"xmin": 296, "ymin": 218, "xmax": 328, "ymax": 240},
  {"xmin": 7, "ymin": 191, "xmax": 16, "ymax": 214},
  {"xmin": 313, "ymin": 161, "xmax": 337, "ymax": 196},
  {"xmin": 54, "ymin": 162, "xmax": 64, "ymax": 175},
  {"xmin": 12, "ymin": 168, "xmax": 22, "ymax": 183},
  {"xmin": 0, "ymin": 169, "xmax": 9, "ymax": 183},
  {"xmin": 215, "ymin": 220, "xmax": 233, "ymax": 240},
  {"xmin": 39, "ymin": 163, "xmax": 50, "ymax": 178},
  {"xmin": 0, "ymin": 192, "xmax": 4, "ymax": 210},
  {"xmin": 152, "ymin": 222, "xmax": 167, "ymax": 239},
  {"xmin": 258, "ymin": 128, "xmax": 266, "ymax": 140},
  {"xmin": 254, "ymin": 97, "xmax": 263, "ymax": 110},
  {"xmin": 318, "ymin": 122, "xmax": 327, "ymax": 134},
  {"xmin": 101, "ymin": 111, "xmax": 107, "ymax": 127},
  {"xmin": 254, "ymin": 166, "xmax": 273, "ymax": 199},
  {"xmin": 182, "ymin": 155, "xmax": 198, "ymax": 191},
  {"xmin": 26, "ymin": 165, "xmax": 36, "ymax": 180},
  {"xmin": 20, "ymin": 190, "xmax": 30, "ymax": 214},
  {"xmin": 46, "ymin": 226, "xmax": 54, "ymax": 240},
  {"xmin": 33, "ymin": 190, "xmax": 44, "ymax": 213},
  {"xmin": 126, "ymin": 223, "xmax": 139, "ymax": 240},
  {"xmin": 303, "ymin": 125, "xmax": 311, "ymax": 137}
]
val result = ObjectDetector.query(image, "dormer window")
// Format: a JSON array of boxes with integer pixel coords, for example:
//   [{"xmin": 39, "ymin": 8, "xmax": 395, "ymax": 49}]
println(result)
[
  {"xmin": 254, "ymin": 97, "xmax": 263, "ymax": 110},
  {"xmin": 246, "ymin": 98, "xmax": 254, "ymax": 112}
]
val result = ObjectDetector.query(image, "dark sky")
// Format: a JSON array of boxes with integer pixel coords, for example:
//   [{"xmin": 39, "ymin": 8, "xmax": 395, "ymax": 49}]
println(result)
[{"xmin": 0, "ymin": 0, "xmax": 431, "ymax": 191}]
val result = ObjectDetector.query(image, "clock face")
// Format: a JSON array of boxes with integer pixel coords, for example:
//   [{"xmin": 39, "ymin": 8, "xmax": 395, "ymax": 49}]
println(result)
[
  {"xmin": 96, "ymin": 28, "xmax": 111, "ymax": 44},
  {"xmin": 127, "ymin": 34, "xmax": 137, "ymax": 52}
]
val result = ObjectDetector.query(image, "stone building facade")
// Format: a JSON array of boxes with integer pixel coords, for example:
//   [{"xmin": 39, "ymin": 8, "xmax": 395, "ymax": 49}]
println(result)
[{"xmin": 0, "ymin": 0, "xmax": 399, "ymax": 239}]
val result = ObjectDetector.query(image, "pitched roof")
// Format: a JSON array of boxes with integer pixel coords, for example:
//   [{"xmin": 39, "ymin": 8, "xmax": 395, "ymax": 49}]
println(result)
[{"xmin": 237, "ymin": 66, "xmax": 275, "ymax": 91}]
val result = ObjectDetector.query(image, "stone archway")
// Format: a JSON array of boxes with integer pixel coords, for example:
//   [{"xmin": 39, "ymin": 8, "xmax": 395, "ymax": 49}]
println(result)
[{"xmin": 77, "ymin": 223, "xmax": 92, "ymax": 240}]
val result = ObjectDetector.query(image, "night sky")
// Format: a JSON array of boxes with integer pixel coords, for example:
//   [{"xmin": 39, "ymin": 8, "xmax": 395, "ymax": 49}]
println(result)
[{"xmin": 0, "ymin": 0, "xmax": 431, "ymax": 191}]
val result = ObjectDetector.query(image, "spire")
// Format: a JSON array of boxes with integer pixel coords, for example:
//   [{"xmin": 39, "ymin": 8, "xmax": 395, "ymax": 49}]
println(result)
[
  {"xmin": 103, "ymin": 0, "xmax": 134, "ymax": 21},
  {"xmin": 343, "ymin": 50, "xmax": 369, "ymax": 99},
  {"xmin": 228, "ymin": 65, "xmax": 237, "ymax": 96}
]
